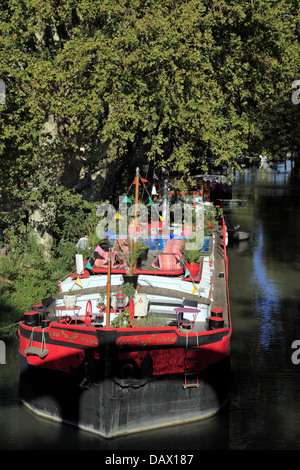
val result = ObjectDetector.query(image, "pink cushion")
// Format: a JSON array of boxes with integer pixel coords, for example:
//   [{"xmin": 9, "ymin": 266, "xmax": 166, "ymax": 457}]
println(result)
[
  {"xmin": 94, "ymin": 246, "xmax": 108, "ymax": 267},
  {"xmin": 151, "ymin": 254, "xmax": 181, "ymax": 271},
  {"xmin": 163, "ymin": 239, "xmax": 184, "ymax": 254},
  {"xmin": 94, "ymin": 246, "xmax": 126, "ymax": 269},
  {"xmin": 114, "ymin": 238, "xmax": 130, "ymax": 255}
]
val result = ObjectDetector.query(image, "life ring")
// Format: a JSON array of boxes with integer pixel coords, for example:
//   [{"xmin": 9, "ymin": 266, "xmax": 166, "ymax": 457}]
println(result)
[
  {"xmin": 119, "ymin": 359, "xmax": 139, "ymax": 379},
  {"xmin": 120, "ymin": 363, "xmax": 134, "ymax": 379},
  {"xmin": 85, "ymin": 300, "xmax": 92, "ymax": 327},
  {"xmin": 119, "ymin": 356, "xmax": 153, "ymax": 380}
]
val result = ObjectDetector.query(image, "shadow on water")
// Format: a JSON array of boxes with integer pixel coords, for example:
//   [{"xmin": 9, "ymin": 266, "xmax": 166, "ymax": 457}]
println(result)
[{"xmin": 0, "ymin": 339, "xmax": 231, "ymax": 450}]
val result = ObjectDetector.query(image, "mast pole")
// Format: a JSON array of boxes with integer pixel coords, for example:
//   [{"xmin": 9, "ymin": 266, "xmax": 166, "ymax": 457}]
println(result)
[
  {"xmin": 133, "ymin": 167, "xmax": 139, "ymax": 274},
  {"xmin": 134, "ymin": 167, "xmax": 139, "ymax": 234},
  {"xmin": 105, "ymin": 248, "xmax": 111, "ymax": 327}
]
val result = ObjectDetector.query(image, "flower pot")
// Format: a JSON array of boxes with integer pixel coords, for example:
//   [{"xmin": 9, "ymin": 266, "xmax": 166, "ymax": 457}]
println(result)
[
  {"xmin": 140, "ymin": 247, "xmax": 149, "ymax": 261},
  {"xmin": 63, "ymin": 294, "xmax": 77, "ymax": 308},
  {"xmin": 96, "ymin": 314, "xmax": 104, "ymax": 323},
  {"xmin": 123, "ymin": 274, "xmax": 138, "ymax": 288},
  {"xmin": 186, "ymin": 262, "xmax": 200, "ymax": 278}
]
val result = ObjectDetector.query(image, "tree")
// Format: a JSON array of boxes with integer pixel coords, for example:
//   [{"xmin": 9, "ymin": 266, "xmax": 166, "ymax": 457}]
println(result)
[
  {"xmin": 3, "ymin": 0, "xmax": 300, "ymax": 330},
  {"xmin": 0, "ymin": 0, "xmax": 299, "ymax": 237}
]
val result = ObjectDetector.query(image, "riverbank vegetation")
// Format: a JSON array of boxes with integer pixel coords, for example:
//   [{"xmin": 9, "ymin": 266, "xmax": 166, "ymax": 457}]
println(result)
[
  {"xmin": 0, "ymin": 201, "xmax": 99, "ymax": 335},
  {"xmin": 1, "ymin": 0, "xmax": 300, "ymax": 333}
]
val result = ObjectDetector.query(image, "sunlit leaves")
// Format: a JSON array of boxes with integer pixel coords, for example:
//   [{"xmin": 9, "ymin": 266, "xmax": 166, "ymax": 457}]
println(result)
[{"xmin": 1, "ymin": 0, "xmax": 300, "ymax": 206}]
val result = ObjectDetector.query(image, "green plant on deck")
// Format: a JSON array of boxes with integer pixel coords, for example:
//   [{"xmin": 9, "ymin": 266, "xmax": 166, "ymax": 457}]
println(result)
[
  {"xmin": 119, "ymin": 237, "xmax": 148, "ymax": 275},
  {"xmin": 137, "ymin": 313, "xmax": 167, "ymax": 328},
  {"xmin": 204, "ymin": 205, "xmax": 222, "ymax": 236},
  {"xmin": 111, "ymin": 308, "xmax": 132, "ymax": 328},
  {"xmin": 182, "ymin": 245, "xmax": 201, "ymax": 264},
  {"xmin": 96, "ymin": 288, "xmax": 106, "ymax": 308},
  {"xmin": 121, "ymin": 282, "xmax": 136, "ymax": 300}
]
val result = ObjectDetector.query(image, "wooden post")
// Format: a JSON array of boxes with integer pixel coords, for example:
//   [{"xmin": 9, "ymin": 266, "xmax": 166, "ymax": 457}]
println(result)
[
  {"xmin": 106, "ymin": 248, "xmax": 111, "ymax": 327},
  {"xmin": 133, "ymin": 167, "xmax": 139, "ymax": 274},
  {"xmin": 134, "ymin": 167, "xmax": 139, "ymax": 237}
]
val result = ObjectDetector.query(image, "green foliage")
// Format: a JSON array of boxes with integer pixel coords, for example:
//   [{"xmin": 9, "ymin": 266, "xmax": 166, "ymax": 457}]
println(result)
[
  {"xmin": 121, "ymin": 282, "xmax": 136, "ymax": 300},
  {"xmin": 96, "ymin": 288, "xmax": 106, "ymax": 307},
  {"xmin": 118, "ymin": 237, "xmax": 148, "ymax": 274},
  {"xmin": 182, "ymin": 246, "xmax": 201, "ymax": 264},
  {"xmin": 1, "ymin": 0, "xmax": 300, "ymax": 331},
  {"xmin": 204, "ymin": 205, "xmax": 220, "ymax": 235},
  {"xmin": 1, "ymin": 0, "xmax": 300, "ymax": 207},
  {"xmin": 0, "ymin": 205, "xmax": 99, "ymax": 334},
  {"xmin": 111, "ymin": 308, "xmax": 132, "ymax": 328},
  {"xmin": 137, "ymin": 313, "xmax": 167, "ymax": 328},
  {"xmin": 0, "ymin": 227, "xmax": 71, "ymax": 328}
]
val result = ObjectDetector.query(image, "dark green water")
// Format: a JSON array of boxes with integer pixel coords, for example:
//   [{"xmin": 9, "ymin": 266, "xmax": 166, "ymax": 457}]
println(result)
[{"xmin": 1, "ymin": 162, "xmax": 300, "ymax": 450}]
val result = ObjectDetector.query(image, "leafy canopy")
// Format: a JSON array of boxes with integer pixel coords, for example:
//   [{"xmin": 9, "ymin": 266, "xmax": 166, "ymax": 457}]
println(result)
[{"xmin": 0, "ymin": 0, "xmax": 300, "ymax": 202}]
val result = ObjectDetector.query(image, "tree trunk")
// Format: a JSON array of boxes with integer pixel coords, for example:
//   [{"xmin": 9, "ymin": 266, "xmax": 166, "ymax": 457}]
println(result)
[{"xmin": 28, "ymin": 203, "xmax": 55, "ymax": 262}]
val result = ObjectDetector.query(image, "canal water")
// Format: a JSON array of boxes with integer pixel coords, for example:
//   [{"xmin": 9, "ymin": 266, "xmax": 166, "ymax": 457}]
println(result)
[{"xmin": 1, "ymin": 161, "xmax": 300, "ymax": 451}]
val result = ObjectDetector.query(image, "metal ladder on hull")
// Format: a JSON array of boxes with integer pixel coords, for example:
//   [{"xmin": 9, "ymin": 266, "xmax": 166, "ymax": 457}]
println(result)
[{"xmin": 183, "ymin": 333, "xmax": 199, "ymax": 389}]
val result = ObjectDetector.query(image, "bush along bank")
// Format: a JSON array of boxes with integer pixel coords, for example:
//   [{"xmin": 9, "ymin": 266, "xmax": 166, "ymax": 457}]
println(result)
[{"xmin": 0, "ymin": 204, "xmax": 99, "ymax": 338}]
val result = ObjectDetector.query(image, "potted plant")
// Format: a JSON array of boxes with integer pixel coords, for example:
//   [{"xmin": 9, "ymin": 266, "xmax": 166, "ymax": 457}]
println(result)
[
  {"xmin": 121, "ymin": 282, "xmax": 136, "ymax": 304},
  {"xmin": 182, "ymin": 245, "xmax": 201, "ymax": 277},
  {"xmin": 204, "ymin": 205, "xmax": 222, "ymax": 235},
  {"xmin": 96, "ymin": 288, "xmax": 106, "ymax": 321},
  {"xmin": 63, "ymin": 290, "xmax": 77, "ymax": 308},
  {"xmin": 121, "ymin": 237, "xmax": 148, "ymax": 287},
  {"xmin": 111, "ymin": 308, "xmax": 132, "ymax": 328}
]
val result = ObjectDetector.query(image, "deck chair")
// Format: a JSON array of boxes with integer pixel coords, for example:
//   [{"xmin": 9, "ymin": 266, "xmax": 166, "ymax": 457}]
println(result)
[
  {"xmin": 151, "ymin": 239, "xmax": 184, "ymax": 271},
  {"xmin": 113, "ymin": 238, "xmax": 130, "ymax": 255},
  {"xmin": 94, "ymin": 245, "xmax": 126, "ymax": 269}
]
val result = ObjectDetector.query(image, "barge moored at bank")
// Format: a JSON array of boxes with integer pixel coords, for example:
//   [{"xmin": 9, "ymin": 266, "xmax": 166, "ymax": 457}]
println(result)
[{"xmin": 18, "ymin": 171, "xmax": 231, "ymax": 438}]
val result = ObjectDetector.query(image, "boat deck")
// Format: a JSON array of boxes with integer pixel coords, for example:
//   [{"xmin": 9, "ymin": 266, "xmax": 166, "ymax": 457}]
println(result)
[
  {"xmin": 44, "ymin": 226, "xmax": 229, "ymax": 331},
  {"xmin": 211, "ymin": 228, "xmax": 229, "ymax": 325}
]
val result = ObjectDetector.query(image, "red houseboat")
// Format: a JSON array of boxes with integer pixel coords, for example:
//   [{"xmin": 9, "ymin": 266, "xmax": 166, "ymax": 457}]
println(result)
[{"xmin": 18, "ymin": 171, "xmax": 231, "ymax": 438}]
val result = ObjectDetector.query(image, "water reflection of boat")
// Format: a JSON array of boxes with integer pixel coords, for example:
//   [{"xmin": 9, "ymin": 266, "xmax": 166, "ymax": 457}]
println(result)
[
  {"xmin": 18, "ymin": 169, "xmax": 231, "ymax": 439},
  {"xmin": 228, "ymin": 225, "xmax": 251, "ymax": 241},
  {"xmin": 231, "ymin": 239, "xmax": 251, "ymax": 252},
  {"xmin": 216, "ymin": 199, "xmax": 247, "ymax": 208}
]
